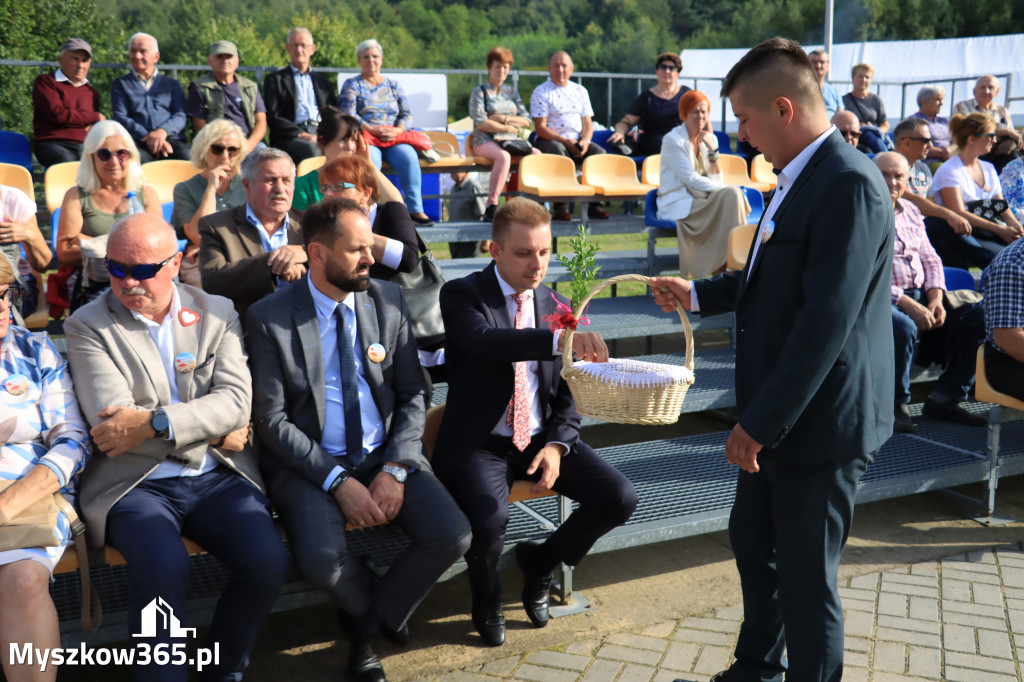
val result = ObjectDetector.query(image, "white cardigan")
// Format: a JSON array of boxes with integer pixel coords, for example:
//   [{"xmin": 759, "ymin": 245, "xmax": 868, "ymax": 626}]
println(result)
[{"xmin": 657, "ymin": 124, "xmax": 725, "ymax": 221}]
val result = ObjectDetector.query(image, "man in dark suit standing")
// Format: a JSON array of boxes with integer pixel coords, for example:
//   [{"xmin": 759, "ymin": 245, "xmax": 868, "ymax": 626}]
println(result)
[
  {"xmin": 263, "ymin": 27, "xmax": 336, "ymax": 164},
  {"xmin": 653, "ymin": 38, "xmax": 895, "ymax": 682},
  {"xmin": 247, "ymin": 199, "xmax": 470, "ymax": 682},
  {"xmin": 434, "ymin": 197, "xmax": 637, "ymax": 647}
]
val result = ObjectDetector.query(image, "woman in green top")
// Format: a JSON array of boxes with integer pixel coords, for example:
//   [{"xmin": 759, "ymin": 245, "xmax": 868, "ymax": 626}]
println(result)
[{"xmin": 293, "ymin": 106, "xmax": 403, "ymax": 210}]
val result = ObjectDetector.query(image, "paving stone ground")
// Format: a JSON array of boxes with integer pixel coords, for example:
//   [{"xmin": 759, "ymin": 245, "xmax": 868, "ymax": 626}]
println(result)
[{"xmin": 425, "ymin": 544, "xmax": 1024, "ymax": 682}]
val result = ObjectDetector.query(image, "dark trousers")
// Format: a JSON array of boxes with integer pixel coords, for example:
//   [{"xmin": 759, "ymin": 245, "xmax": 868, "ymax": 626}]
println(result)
[
  {"xmin": 277, "ymin": 136, "xmax": 321, "ymax": 165},
  {"xmin": 34, "ymin": 139, "xmax": 82, "ymax": 168},
  {"xmin": 533, "ymin": 137, "xmax": 606, "ymax": 161},
  {"xmin": 924, "ymin": 216, "xmax": 1002, "ymax": 269},
  {"xmin": 892, "ymin": 289, "xmax": 985, "ymax": 404},
  {"xmin": 728, "ymin": 453, "xmax": 872, "ymax": 682},
  {"xmin": 137, "ymin": 138, "xmax": 192, "ymax": 163},
  {"xmin": 986, "ymin": 341, "xmax": 1024, "ymax": 402},
  {"xmin": 105, "ymin": 467, "xmax": 287, "ymax": 682},
  {"xmin": 270, "ymin": 458, "xmax": 471, "ymax": 630},
  {"xmin": 436, "ymin": 434, "xmax": 637, "ymax": 599}
]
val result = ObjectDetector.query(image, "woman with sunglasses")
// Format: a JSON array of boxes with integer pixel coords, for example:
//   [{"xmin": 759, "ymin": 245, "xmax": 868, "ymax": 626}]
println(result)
[
  {"xmin": 57, "ymin": 121, "xmax": 161, "ymax": 308},
  {"xmin": 607, "ymin": 53, "xmax": 691, "ymax": 156},
  {"xmin": 929, "ymin": 113, "xmax": 1024, "ymax": 267},
  {"xmin": 0, "ymin": 255, "xmax": 90, "ymax": 682},
  {"xmin": 172, "ymin": 119, "xmax": 249, "ymax": 287},
  {"xmin": 293, "ymin": 107, "xmax": 402, "ymax": 211}
]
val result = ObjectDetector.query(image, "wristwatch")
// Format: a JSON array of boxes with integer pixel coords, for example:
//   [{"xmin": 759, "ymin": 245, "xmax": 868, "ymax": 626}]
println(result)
[
  {"xmin": 327, "ymin": 469, "xmax": 350, "ymax": 495},
  {"xmin": 150, "ymin": 409, "xmax": 170, "ymax": 439},
  {"xmin": 382, "ymin": 465, "xmax": 408, "ymax": 483}
]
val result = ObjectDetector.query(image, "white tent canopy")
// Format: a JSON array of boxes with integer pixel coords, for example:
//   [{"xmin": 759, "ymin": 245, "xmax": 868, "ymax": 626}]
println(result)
[{"xmin": 681, "ymin": 34, "xmax": 1024, "ymax": 131}]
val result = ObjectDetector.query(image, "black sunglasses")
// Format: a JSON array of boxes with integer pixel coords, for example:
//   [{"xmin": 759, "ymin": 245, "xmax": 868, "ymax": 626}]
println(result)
[
  {"xmin": 94, "ymin": 148, "xmax": 131, "ymax": 163},
  {"xmin": 105, "ymin": 253, "xmax": 178, "ymax": 281},
  {"xmin": 657, "ymin": 63, "xmax": 679, "ymax": 72},
  {"xmin": 842, "ymin": 130, "xmax": 861, "ymax": 139},
  {"xmin": 0, "ymin": 285, "xmax": 23, "ymax": 309},
  {"xmin": 975, "ymin": 132, "xmax": 998, "ymax": 139},
  {"xmin": 210, "ymin": 143, "xmax": 242, "ymax": 157},
  {"xmin": 906, "ymin": 136, "xmax": 932, "ymax": 144}
]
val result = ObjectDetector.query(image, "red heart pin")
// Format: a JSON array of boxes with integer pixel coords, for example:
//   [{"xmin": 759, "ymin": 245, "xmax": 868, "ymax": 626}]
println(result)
[{"xmin": 178, "ymin": 308, "xmax": 200, "ymax": 327}]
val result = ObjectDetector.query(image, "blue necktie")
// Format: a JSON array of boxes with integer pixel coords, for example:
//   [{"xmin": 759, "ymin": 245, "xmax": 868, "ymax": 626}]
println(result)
[{"xmin": 335, "ymin": 306, "xmax": 364, "ymax": 464}]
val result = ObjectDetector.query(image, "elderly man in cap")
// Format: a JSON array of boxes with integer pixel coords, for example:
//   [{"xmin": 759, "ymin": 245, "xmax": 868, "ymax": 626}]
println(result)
[
  {"xmin": 32, "ymin": 38, "xmax": 106, "ymax": 168},
  {"xmin": 111, "ymin": 32, "xmax": 191, "ymax": 162},
  {"xmin": 187, "ymin": 40, "xmax": 267, "ymax": 154}
]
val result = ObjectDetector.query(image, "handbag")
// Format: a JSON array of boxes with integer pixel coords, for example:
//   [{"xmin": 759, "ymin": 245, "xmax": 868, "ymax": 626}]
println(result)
[
  {"xmin": 0, "ymin": 481, "xmax": 101, "ymax": 630},
  {"xmin": 389, "ymin": 230, "xmax": 446, "ymax": 350},
  {"xmin": 964, "ymin": 198, "xmax": 1009, "ymax": 222},
  {"xmin": 363, "ymin": 128, "xmax": 433, "ymax": 152},
  {"xmin": 479, "ymin": 85, "xmax": 535, "ymax": 157}
]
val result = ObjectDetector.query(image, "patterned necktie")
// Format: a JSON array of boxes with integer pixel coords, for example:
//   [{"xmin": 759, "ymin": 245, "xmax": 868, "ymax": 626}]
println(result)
[
  {"xmin": 335, "ymin": 306, "xmax": 364, "ymax": 464},
  {"xmin": 507, "ymin": 292, "xmax": 531, "ymax": 451}
]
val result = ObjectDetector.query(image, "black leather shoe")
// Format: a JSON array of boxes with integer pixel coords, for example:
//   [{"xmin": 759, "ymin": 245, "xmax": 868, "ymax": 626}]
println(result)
[
  {"xmin": 894, "ymin": 403, "xmax": 915, "ymax": 433},
  {"xmin": 923, "ymin": 398, "xmax": 987, "ymax": 426},
  {"xmin": 471, "ymin": 598, "xmax": 505, "ymax": 647},
  {"xmin": 515, "ymin": 541, "xmax": 552, "ymax": 628},
  {"xmin": 483, "ymin": 204, "xmax": 497, "ymax": 222},
  {"xmin": 348, "ymin": 638, "xmax": 386, "ymax": 682},
  {"xmin": 380, "ymin": 621, "xmax": 410, "ymax": 648}
]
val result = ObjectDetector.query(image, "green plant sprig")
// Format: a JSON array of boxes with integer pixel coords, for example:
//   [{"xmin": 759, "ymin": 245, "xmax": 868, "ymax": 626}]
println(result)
[{"xmin": 557, "ymin": 225, "xmax": 601, "ymax": 312}]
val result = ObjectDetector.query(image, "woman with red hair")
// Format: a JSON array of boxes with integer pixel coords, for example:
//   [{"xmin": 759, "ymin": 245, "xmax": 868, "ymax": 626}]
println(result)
[{"xmin": 657, "ymin": 89, "xmax": 749, "ymax": 277}]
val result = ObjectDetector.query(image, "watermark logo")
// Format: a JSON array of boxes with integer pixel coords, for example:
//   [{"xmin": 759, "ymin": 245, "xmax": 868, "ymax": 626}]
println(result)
[{"xmin": 134, "ymin": 597, "xmax": 197, "ymax": 638}]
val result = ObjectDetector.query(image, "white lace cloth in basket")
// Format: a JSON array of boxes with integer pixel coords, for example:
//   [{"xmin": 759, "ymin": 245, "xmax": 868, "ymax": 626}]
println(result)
[{"xmin": 572, "ymin": 358, "xmax": 694, "ymax": 388}]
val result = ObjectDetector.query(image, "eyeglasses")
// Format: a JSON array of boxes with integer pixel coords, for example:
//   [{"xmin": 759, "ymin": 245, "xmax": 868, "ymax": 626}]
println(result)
[
  {"xmin": 906, "ymin": 136, "xmax": 932, "ymax": 144},
  {"xmin": 94, "ymin": 148, "xmax": 131, "ymax": 163},
  {"xmin": 841, "ymin": 129, "xmax": 861, "ymax": 140},
  {"xmin": 321, "ymin": 182, "xmax": 358, "ymax": 194},
  {"xmin": 105, "ymin": 253, "xmax": 177, "ymax": 281},
  {"xmin": 209, "ymin": 144, "xmax": 241, "ymax": 157},
  {"xmin": 0, "ymin": 286, "xmax": 23, "ymax": 309},
  {"xmin": 975, "ymin": 132, "xmax": 998, "ymax": 139},
  {"xmin": 657, "ymin": 63, "xmax": 679, "ymax": 72}
]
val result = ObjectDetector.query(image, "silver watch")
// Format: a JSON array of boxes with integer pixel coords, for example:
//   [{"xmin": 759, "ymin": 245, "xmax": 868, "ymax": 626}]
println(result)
[{"xmin": 381, "ymin": 465, "xmax": 408, "ymax": 483}]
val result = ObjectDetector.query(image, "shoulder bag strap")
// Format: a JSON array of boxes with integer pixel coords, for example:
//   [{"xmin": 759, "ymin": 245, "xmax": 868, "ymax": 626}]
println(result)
[{"xmin": 53, "ymin": 494, "xmax": 102, "ymax": 631}]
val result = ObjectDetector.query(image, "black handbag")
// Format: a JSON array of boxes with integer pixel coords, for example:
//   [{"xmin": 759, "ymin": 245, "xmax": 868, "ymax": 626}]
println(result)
[
  {"xmin": 390, "ymin": 230, "xmax": 446, "ymax": 350},
  {"xmin": 496, "ymin": 138, "xmax": 535, "ymax": 156}
]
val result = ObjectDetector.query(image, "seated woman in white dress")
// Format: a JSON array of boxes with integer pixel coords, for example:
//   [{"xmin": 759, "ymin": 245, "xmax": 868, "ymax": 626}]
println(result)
[
  {"xmin": 658, "ymin": 89, "xmax": 749, "ymax": 277},
  {"xmin": 0, "ymin": 254, "xmax": 89, "ymax": 681}
]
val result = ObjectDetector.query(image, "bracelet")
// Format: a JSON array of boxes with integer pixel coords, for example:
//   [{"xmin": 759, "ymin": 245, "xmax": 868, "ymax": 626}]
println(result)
[{"xmin": 707, "ymin": 150, "xmax": 720, "ymax": 162}]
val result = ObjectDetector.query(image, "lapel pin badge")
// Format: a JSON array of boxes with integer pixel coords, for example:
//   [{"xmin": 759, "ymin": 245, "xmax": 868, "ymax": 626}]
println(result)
[
  {"xmin": 761, "ymin": 220, "xmax": 776, "ymax": 244},
  {"xmin": 178, "ymin": 308, "xmax": 200, "ymax": 327},
  {"xmin": 175, "ymin": 352, "xmax": 196, "ymax": 373},
  {"xmin": 4, "ymin": 373, "xmax": 29, "ymax": 396},
  {"xmin": 367, "ymin": 343, "xmax": 386, "ymax": 363}
]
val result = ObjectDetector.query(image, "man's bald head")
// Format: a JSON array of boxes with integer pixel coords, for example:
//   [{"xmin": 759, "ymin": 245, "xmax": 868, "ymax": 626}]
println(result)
[
  {"xmin": 874, "ymin": 152, "xmax": 910, "ymax": 206},
  {"xmin": 721, "ymin": 37, "xmax": 824, "ymax": 112},
  {"xmin": 109, "ymin": 213, "xmax": 178, "ymax": 255},
  {"xmin": 107, "ymin": 214, "xmax": 182, "ymax": 319},
  {"xmin": 832, "ymin": 110, "xmax": 861, "ymax": 146}
]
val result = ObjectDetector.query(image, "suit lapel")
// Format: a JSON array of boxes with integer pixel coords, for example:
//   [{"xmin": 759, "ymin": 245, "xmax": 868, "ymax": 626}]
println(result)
[
  {"xmin": 354, "ymin": 290, "xmax": 386, "ymax": 416},
  {"xmin": 482, "ymin": 264, "xmax": 513, "ymax": 328},
  {"xmin": 535, "ymin": 287, "xmax": 555, "ymax": 399},
  {"xmin": 170, "ymin": 287, "xmax": 201, "ymax": 401},
  {"xmin": 293, "ymin": 279, "xmax": 327, "ymax": 431},
  {"xmin": 107, "ymin": 295, "xmax": 173, "ymax": 405},
  {"xmin": 233, "ymin": 206, "xmax": 265, "ymax": 258}
]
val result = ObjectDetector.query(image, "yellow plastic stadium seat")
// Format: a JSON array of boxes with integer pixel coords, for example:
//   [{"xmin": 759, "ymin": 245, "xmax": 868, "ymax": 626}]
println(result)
[
  {"xmin": 141, "ymin": 159, "xmax": 198, "ymax": 204},
  {"xmin": 44, "ymin": 161, "xmax": 79, "ymax": 214},
  {"xmin": 750, "ymin": 154, "xmax": 778, "ymax": 190},
  {"xmin": 296, "ymin": 156, "xmax": 326, "ymax": 178},
  {"xmin": 518, "ymin": 154, "xmax": 595, "ymax": 199},
  {"xmin": 641, "ymin": 154, "xmax": 660, "ymax": 186},
  {"xmin": 727, "ymin": 224, "xmax": 757, "ymax": 271},
  {"xmin": 581, "ymin": 155, "xmax": 657, "ymax": 197},
  {"xmin": 420, "ymin": 130, "xmax": 475, "ymax": 169},
  {"xmin": 0, "ymin": 163, "xmax": 34, "ymax": 200},
  {"xmin": 718, "ymin": 154, "xmax": 773, "ymax": 193},
  {"xmin": 976, "ymin": 347, "xmax": 1024, "ymax": 412}
]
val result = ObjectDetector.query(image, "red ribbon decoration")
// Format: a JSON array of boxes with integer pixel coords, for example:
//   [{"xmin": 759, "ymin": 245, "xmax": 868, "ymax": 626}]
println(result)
[{"xmin": 542, "ymin": 293, "xmax": 591, "ymax": 332}]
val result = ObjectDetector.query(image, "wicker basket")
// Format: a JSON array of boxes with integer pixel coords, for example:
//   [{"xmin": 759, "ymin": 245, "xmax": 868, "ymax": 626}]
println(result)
[{"xmin": 561, "ymin": 274, "xmax": 695, "ymax": 425}]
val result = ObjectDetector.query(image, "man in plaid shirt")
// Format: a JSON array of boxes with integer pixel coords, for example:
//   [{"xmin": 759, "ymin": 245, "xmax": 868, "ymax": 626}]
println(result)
[
  {"xmin": 877, "ymin": 153, "xmax": 987, "ymax": 432},
  {"xmin": 982, "ymin": 236, "xmax": 1024, "ymax": 401}
]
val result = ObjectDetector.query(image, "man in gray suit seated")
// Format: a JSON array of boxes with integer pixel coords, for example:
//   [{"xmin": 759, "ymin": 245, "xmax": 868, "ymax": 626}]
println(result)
[
  {"xmin": 65, "ymin": 213, "xmax": 287, "ymax": 682},
  {"xmin": 247, "ymin": 198, "xmax": 471, "ymax": 682}
]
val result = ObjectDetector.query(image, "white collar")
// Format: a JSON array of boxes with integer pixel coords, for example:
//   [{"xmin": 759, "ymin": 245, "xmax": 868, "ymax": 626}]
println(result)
[
  {"xmin": 55, "ymin": 69, "xmax": 88, "ymax": 86},
  {"xmin": 776, "ymin": 125, "xmax": 836, "ymax": 188},
  {"xmin": 494, "ymin": 268, "xmax": 534, "ymax": 302}
]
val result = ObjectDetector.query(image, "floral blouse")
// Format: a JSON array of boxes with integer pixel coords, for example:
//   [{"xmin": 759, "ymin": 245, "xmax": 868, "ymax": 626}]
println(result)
[{"xmin": 338, "ymin": 76, "xmax": 413, "ymax": 130}]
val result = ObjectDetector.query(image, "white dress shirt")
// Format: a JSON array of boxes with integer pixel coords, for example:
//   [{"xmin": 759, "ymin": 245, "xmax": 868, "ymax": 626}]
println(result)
[{"xmin": 133, "ymin": 287, "xmax": 218, "ymax": 479}]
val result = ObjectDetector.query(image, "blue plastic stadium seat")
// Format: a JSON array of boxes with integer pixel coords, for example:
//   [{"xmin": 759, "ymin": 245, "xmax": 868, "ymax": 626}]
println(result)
[
  {"xmin": 742, "ymin": 186, "xmax": 765, "ymax": 225},
  {"xmin": 714, "ymin": 131, "xmax": 733, "ymax": 156},
  {"xmin": 162, "ymin": 202, "xmax": 174, "ymax": 223},
  {"xmin": 943, "ymin": 266, "xmax": 975, "ymax": 291},
  {"xmin": 644, "ymin": 189, "xmax": 675, "ymax": 229},
  {"xmin": 0, "ymin": 131, "xmax": 33, "ymax": 172}
]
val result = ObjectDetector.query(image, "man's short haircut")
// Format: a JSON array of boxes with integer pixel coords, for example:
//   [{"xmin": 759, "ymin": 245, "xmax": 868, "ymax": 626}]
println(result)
[
  {"xmin": 720, "ymin": 37, "xmax": 822, "ymax": 111},
  {"xmin": 241, "ymin": 146, "xmax": 295, "ymax": 183},
  {"xmin": 893, "ymin": 117, "xmax": 928, "ymax": 142},
  {"xmin": 318, "ymin": 155, "xmax": 378, "ymax": 203},
  {"xmin": 487, "ymin": 46, "xmax": 514, "ymax": 68},
  {"xmin": 190, "ymin": 118, "xmax": 248, "ymax": 172},
  {"xmin": 128, "ymin": 32, "xmax": 158, "ymax": 53},
  {"xmin": 301, "ymin": 198, "xmax": 366, "ymax": 248},
  {"xmin": 916, "ymin": 85, "xmax": 945, "ymax": 106},
  {"xmin": 807, "ymin": 48, "xmax": 828, "ymax": 58},
  {"xmin": 656, "ymin": 52, "xmax": 682, "ymax": 71},
  {"xmin": 678, "ymin": 89, "xmax": 710, "ymax": 120},
  {"xmin": 491, "ymin": 197, "xmax": 551, "ymax": 244},
  {"xmin": 356, "ymin": 39, "xmax": 383, "ymax": 59},
  {"xmin": 287, "ymin": 27, "xmax": 313, "ymax": 45},
  {"xmin": 851, "ymin": 62, "xmax": 874, "ymax": 79}
]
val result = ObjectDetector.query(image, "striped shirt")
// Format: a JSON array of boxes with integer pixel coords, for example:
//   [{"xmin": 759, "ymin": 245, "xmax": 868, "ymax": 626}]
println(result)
[
  {"xmin": 891, "ymin": 198, "xmax": 945, "ymax": 303},
  {"xmin": 983, "ymin": 236, "xmax": 1024, "ymax": 351}
]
